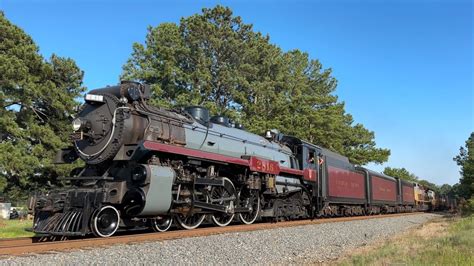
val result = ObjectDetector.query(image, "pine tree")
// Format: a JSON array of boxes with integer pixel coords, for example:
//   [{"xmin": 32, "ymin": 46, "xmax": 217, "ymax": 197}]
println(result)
[
  {"xmin": 454, "ymin": 132, "xmax": 474, "ymax": 199},
  {"xmin": 383, "ymin": 167, "xmax": 419, "ymax": 182},
  {"xmin": 122, "ymin": 5, "xmax": 390, "ymax": 165},
  {"xmin": 0, "ymin": 12, "xmax": 85, "ymax": 200}
]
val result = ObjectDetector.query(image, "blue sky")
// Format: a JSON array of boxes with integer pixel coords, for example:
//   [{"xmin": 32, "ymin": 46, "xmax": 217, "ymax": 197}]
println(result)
[{"xmin": 1, "ymin": 0, "xmax": 472, "ymax": 185}]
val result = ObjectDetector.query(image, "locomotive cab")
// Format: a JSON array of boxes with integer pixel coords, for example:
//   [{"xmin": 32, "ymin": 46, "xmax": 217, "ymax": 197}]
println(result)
[{"xmin": 280, "ymin": 135, "xmax": 324, "ymax": 172}]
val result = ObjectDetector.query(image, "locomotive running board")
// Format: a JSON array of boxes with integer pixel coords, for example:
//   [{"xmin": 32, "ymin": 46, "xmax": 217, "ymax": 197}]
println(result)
[
  {"xmin": 193, "ymin": 201, "xmax": 250, "ymax": 213},
  {"xmin": 60, "ymin": 176, "xmax": 114, "ymax": 180},
  {"xmin": 141, "ymin": 141, "xmax": 305, "ymax": 177}
]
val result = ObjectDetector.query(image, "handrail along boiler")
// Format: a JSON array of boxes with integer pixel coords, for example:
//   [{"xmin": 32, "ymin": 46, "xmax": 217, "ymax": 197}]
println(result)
[{"xmin": 29, "ymin": 81, "xmax": 441, "ymax": 237}]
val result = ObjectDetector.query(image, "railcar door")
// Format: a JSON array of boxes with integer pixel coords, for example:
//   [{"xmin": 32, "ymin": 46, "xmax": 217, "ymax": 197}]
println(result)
[{"xmin": 316, "ymin": 150, "xmax": 325, "ymax": 211}]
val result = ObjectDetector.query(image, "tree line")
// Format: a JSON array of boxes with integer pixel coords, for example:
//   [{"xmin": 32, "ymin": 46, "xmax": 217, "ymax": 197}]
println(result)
[
  {"xmin": 382, "ymin": 133, "xmax": 473, "ymax": 201},
  {"xmin": 0, "ymin": 7, "xmax": 470, "ymax": 203}
]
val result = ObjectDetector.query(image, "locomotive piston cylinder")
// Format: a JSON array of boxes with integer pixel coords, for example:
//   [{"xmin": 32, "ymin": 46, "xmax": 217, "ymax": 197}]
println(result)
[{"xmin": 124, "ymin": 165, "xmax": 176, "ymax": 217}]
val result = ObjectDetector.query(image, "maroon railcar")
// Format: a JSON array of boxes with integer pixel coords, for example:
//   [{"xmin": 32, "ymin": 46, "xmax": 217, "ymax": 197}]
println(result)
[
  {"xmin": 322, "ymin": 152, "xmax": 367, "ymax": 205},
  {"xmin": 367, "ymin": 170, "xmax": 398, "ymax": 206},
  {"xmin": 280, "ymin": 137, "xmax": 369, "ymax": 212},
  {"xmin": 399, "ymin": 179, "xmax": 415, "ymax": 205},
  {"xmin": 327, "ymin": 166, "xmax": 366, "ymax": 201}
]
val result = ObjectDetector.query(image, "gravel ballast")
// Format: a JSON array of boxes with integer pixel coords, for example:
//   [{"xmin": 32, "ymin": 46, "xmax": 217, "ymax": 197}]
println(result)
[{"xmin": 1, "ymin": 213, "xmax": 441, "ymax": 265}]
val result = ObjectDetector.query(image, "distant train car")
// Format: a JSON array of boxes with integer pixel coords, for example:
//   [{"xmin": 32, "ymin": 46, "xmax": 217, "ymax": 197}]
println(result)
[
  {"xmin": 427, "ymin": 190, "xmax": 436, "ymax": 210},
  {"xmin": 447, "ymin": 197, "xmax": 458, "ymax": 212},
  {"xmin": 435, "ymin": 195, "xmax": 457, "ymax": 212},
  {"xmin": 398, "ymin": 179, "xmax": 415, "ymax": 212},
  {"xmin": 414, "ymin": 183, "xmax": 436, "ymax": 211}
]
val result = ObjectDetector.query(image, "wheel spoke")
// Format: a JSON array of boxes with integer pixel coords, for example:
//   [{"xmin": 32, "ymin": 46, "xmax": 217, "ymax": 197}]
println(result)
[
  {"xmin": 176, "ymin": 213, "xmax": 205, "ymax": 230},
  {"xmin": 150, "ymin": 217, "xmax": 173, "ymax": 232},
  {"xmin": 210, "ymin": 177, "xmax": 235, "ymax": 227},
  {"xmin": 238, "ymin": 190, "xmax": 260, "ymax": 225}
]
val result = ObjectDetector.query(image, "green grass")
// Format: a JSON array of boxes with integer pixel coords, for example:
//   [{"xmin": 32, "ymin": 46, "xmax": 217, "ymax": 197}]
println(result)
[
  {"xmin": 0, "ymin": 219, "xmax": 35, "ymax": 238},
  {"xmin": 340, "ymin": 215, "xmax": 474, "ymax": 266}
]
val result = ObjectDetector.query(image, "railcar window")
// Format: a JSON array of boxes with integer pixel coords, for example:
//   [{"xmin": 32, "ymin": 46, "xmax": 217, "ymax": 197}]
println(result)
[
  {"xmin": 296, "ymin": 145, "xmax": 304, "ymax": 169},
  {"xmin": 308, "ymin": 151, "xmax": 315, "ymax": 164}
]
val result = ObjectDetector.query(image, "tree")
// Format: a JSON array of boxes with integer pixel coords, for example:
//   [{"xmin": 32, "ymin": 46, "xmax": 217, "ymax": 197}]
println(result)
[
  {"xmin": 383, "ymin": 167, "xmax": 442, "ymax": 192},
  {"xmin": 122, "ymin": 5, "xmax": 390, "ymax": 165},
  {"xmin": 439, "ymin": 183, "xmax": 453, "ymax": 195},
  {"xmin": 453, "ymin": 132, "xmax": 474, "ymax": 199},
  {"xmin": 0, "ymin": 12, "xmax": 85, "ymax": 200},
  {"xmin": 417, "ymin": 179, "xmax": 439, "ymax": 193},
  {"xmin": 383, "ymin": 167, "xmax": 419, "ymax": 182},
  {"xmin": 449, "ymin": 183, "xmax": 467, "ymax": 198}
]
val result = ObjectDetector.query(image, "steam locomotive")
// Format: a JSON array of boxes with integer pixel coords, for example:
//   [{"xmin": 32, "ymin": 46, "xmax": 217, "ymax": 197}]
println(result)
[{"xmin": 30, "ymin": 82, "xmax": 422, "ymax": 237}]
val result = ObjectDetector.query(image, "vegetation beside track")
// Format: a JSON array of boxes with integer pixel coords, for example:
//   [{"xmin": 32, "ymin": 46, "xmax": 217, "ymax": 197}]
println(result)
[
  {"xmin": 0, "ymin": 219, "xmax": 34, "ymax": 238},
  {"xmin": 338, "ymin": 214, "xmax": 474, "ymax": 265}
]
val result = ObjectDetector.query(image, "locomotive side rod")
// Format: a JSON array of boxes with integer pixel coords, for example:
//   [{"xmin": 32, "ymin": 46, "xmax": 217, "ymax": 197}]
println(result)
[{"xmin": 192, "ymin": 201, "xmax": 250, "ymax": 213}]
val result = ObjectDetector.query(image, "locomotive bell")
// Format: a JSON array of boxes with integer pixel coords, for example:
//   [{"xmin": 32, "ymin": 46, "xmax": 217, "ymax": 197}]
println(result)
[{"xmin": 265, "ymin": 130, "xmax": 272, "ymax": 139}]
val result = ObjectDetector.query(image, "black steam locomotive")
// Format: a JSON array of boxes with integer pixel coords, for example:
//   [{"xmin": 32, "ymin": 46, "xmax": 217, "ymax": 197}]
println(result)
[{"xmin": 30, "ymin": 81, "xmax": 417, "ymax": 237}]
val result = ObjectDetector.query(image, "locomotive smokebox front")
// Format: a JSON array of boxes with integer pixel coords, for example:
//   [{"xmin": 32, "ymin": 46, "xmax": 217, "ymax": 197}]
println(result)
[{"xmin": 72, "ymin": 82, "xmax": 149, "ymax": 164}]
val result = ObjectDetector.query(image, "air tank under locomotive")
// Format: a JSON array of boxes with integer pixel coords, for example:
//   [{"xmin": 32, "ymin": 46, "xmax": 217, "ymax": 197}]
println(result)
[{"xmin": 30, "ymin": 81, "xmax": 307, "ymax": 237}]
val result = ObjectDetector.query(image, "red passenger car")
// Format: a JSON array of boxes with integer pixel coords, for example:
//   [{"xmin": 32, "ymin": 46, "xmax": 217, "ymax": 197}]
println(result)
[
  {"xmin": 400, "ymin": 179, "xmax": 415, "ymax": 205},
  {"xmin": 326, "ymin": 165, "xmax": 366, "ymax": 202},
  {"xmin": 354, "ymin": 168, "xmax": 399, "ymax": 213},
  {"xmin": 370, "ymin": 173, "xmax": 397, "ymax": 204},
  {"xmin": 317, "ymin": 150, "xmax": 368, "ymax": 216}
]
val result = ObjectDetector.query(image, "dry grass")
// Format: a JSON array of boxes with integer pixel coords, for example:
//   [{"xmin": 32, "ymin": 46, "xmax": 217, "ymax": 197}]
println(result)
[
  {"xmin": 343, "ymin": 218, "xmax": 449, "ymax": 259},
  {"xmin": 337, "ymin": 215, "xmax": 474, "ymax": 266},
  {"xmin": 413, "ymin": 220, "xmax": 449, "ymax": 238}
]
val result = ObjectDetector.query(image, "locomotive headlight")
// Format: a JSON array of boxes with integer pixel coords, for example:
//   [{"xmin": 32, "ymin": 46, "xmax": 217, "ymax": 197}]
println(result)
[{"xmin": 72, "ymin": 118, "xmax": 82, "ymax": 131}]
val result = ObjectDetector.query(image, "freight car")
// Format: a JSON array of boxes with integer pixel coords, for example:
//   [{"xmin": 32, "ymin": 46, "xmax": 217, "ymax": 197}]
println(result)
[
  {"xmin": 28, "ymin": 82, "xmax": 428, "ymax": 238},
  {"xmin": 435, "ymin": 194, "xmax": 457, "ymax": 211}
]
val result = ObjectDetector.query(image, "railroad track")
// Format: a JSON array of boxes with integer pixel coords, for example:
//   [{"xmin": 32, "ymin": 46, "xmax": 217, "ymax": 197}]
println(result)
[{"xmin": 0, "ymin": 212, "xmax": 420, "ymax": 257}]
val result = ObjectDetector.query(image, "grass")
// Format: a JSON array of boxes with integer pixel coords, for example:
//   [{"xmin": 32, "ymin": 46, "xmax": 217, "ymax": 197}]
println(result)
[
  {"xmin": 0, "ymin": 219, "xmax": 35, "ymax": 238},
  {"xmin": 339, "ymin": 214, "xmax": 474, "ymax": 266}
]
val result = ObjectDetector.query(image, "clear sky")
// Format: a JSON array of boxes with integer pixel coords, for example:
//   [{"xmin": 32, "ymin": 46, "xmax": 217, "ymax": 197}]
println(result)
[{"xmin": 1, "ymin": 0, "xmax": 472, "ymax": 185}]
